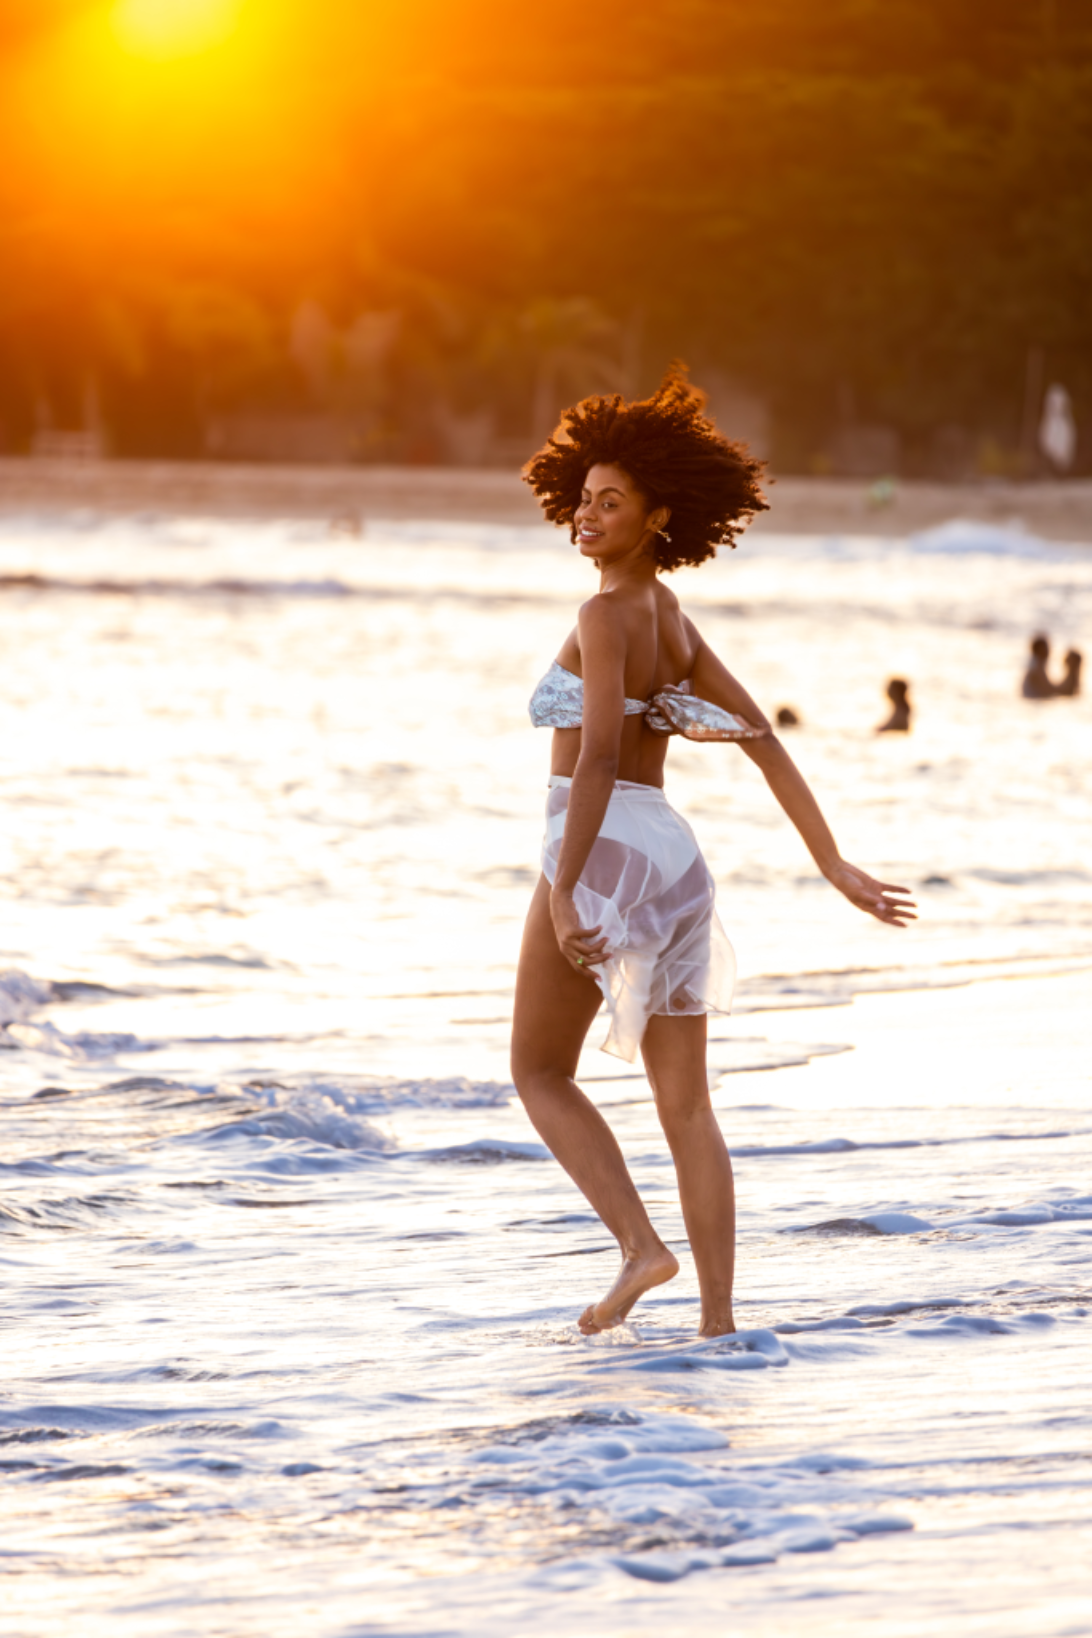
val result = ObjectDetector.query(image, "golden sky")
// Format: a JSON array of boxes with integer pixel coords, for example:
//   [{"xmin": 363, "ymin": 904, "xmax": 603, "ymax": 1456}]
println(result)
[{"xmin": 0, "ymin": 1, "xmax": 411, "ymax": 292}]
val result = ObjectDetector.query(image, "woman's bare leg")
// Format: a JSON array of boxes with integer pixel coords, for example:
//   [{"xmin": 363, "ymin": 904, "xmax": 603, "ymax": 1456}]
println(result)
[
  {"xmin": 641, "ymin": 1013, "xmax": 736, "ymax": 1336},
  {"xmin": 511, "ymin": 876, "xmax": 678, "ymax": 1333}
]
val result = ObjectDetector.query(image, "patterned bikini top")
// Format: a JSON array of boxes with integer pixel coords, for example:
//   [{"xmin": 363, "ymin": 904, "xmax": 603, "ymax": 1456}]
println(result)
[{"xmin": 528, "ymin": 660, "xmax": 764, "ymax": 743}]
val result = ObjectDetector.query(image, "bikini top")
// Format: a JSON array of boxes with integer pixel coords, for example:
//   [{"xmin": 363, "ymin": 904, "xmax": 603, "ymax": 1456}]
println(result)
[{"xmin": 528, "ymin": 660, "xmax": 764, "ymax": 743}]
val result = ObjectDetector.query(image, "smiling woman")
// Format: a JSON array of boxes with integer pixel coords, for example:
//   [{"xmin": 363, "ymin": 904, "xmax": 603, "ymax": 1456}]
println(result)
[{"xmin": 111, "ymin": 0, "xmax": 244, "ymax": 59}]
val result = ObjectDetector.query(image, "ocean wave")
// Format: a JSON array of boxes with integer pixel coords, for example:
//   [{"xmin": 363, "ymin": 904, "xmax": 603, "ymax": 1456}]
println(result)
[
  {"xmin": 0, "ymin": 1388, "xmax": 911, "ymax": 1585},
  {"xmin": 194, "ymin": 1077, "xmax": 516, "ymax": 1159},
  {"xmin": 948, "ymin": 1194, "xmax": 1092, "ymax": 1228},
  {"xmin": 420, "ymin": 1138, "xmax": 550, "ymax": 1164},
  {"xmin": 739, "ymin": 1127, "xmax": 1089, "ymax": 1161},
  {"xmin": 707, "ymin": 1040, "xmax": 852, "ymax": 1076},
  {"xmin": 732, "ymin": 950, "xmax": 1092, "ymax": 1013},
  {"xmin": 0, "ymin": 970, "xmax": 53, "ymax": 1028},
  {"xmin": 1, "ymin": 970, "xmax": 152, "ymax": 1059},
  {"xmin": 201, "ymin": 1084, "xmax": 395, "ymax": 1154},
  {"xmin": 0, "ymin": 1191, "xmax": 139, "ymax": 1233},
  {"xmin": 754, "ymin": 520, "xmax": 1085, "ymax": 562},
  {"xmin": 787, "ymin": 1211, "xmax": 935, "ymax": 1236},
  {"xmin": 433, "ymin": 1403, "xmax": 912, "ymax": 1586},
  {"xmin": 4, "ymin": 1021, "xmax": 157, "ymax": 1061},
  {"xmin": 0, "ymin": 572, "xmax": 358, "ymax": 600},
  {"xmin": 0, "ymin": 570, "xmax": 565, "ymax": 610},
  {"xmin": 8, "ymin": 955, "xmax": 1090, "ymax": 1073},
  {"xmin": 788, "ymin": 1192, "xmax": 1092, "ymax": 1236},
  {"xmin": 908, "ymin": 519, "xmax": 1082, "ymax": 559},
  {"xmin": 600, "ymin": 1329, "xmax": 790, "ymax": 1376},
  {"xmin": 233, "ymin": 1073, "xmax": 514, "ymax": 1114},
  {"xmin": 772, "ymin": 1303, "xmax": 1083, "ymax": 1362}
]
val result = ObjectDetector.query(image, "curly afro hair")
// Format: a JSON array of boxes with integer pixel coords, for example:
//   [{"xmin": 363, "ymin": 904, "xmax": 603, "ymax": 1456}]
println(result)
[{"xmin": 522, "ymin": 364, "xmax": 768, "ymax": 572}]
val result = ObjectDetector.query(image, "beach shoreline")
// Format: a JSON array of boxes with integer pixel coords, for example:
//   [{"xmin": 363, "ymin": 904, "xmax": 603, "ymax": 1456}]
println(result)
[{"xmin": 2, "ymin": 456, "xmax": 1092, "ymax": 541}]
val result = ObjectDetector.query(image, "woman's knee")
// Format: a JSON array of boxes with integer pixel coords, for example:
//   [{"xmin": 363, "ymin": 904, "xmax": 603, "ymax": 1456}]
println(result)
[
  {"xmin": 510, "ymin": 1045, "xmax": 566, "ymax": 1101},
  {"xmin": 654, "ymin": 1084, "xmax": 713, "ymax": 1141}
]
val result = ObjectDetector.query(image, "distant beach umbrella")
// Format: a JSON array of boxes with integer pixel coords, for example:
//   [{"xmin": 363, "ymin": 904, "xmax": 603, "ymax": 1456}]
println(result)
[{"xmin": 1039, "ymin": 384, "xmax": 1077, "ymax": 472}]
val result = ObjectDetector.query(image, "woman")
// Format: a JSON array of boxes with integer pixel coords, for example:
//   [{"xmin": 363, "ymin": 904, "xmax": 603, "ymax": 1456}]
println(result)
[{"xmin": 511, "ymin": 370, "xmax": 915, "ymax": 1339}]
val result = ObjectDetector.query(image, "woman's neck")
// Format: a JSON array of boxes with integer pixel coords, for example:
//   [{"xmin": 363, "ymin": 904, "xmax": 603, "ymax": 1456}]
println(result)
[{"xmin": 597, "ymin": 543, "xmax": 659, "ymax": 593}]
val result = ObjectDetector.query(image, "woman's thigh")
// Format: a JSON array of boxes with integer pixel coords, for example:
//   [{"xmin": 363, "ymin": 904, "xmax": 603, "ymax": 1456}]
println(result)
[{"xmin": 511, "ymin": 875, "xmax": 604, "ymax": 1081}]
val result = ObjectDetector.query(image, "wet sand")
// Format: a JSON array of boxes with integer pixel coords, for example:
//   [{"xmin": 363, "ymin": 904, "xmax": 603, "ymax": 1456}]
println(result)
[{"xmin": 1, "ymin": 457, "xmax": 1091, "ymax": 541}]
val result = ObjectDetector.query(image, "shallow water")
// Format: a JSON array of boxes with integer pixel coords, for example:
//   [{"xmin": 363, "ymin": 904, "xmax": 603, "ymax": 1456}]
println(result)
[{"xmin": 1, "ymin": 511, "xmax": 1090, "ymax": 1636}]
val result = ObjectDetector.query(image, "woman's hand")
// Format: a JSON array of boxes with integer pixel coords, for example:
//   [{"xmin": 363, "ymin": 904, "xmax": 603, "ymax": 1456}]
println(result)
[
  {"xmin": 825, "ymin": 860, "xmax": 917, "ymax": 927},
  {"xmin": 550, "ymin": 889, "xmax": 610, "ymax": 972}
]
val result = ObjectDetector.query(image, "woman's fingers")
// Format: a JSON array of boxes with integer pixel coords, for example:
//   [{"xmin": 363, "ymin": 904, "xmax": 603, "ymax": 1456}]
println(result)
[
  {"xmin": 834, "ymin": 862, "xmax": 917, "ymax": 926},
  {"xmin": 855, "ymin": 871, "xmax": 913, "ymax": 901},
  {"xmin": 871, "ymin": 894, "xmax": 917, "ymax": 925},
  {"xmin": 563, "ymin": 925, "xmax": 610, "ymax": 968},
  {"xmin": 568, "ymin": 920, "xmax": 602, "ymax": 941}
]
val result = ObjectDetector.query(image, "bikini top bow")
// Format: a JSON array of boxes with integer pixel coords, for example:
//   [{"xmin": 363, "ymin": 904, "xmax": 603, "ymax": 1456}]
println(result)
[{"xmin": 529, "ymin": 662, "xmax": 765, "ymax": 742}]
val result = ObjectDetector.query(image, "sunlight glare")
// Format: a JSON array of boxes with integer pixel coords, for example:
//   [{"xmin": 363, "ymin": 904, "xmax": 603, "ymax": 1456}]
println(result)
[{"xmin": 111, "ymin": 0, "xmax": 243, "ymax": 60}]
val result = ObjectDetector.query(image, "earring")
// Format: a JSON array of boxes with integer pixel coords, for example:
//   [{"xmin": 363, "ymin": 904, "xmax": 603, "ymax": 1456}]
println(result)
[{"xmin": 657, "ymin": 526, "xmax": 672, "ymax": 543}]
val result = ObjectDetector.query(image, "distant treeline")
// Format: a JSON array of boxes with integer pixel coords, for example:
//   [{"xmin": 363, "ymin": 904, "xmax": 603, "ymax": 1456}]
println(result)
[{"xmin": 1, "ymin": 0, "xmax": 1091, "ymax": 472}]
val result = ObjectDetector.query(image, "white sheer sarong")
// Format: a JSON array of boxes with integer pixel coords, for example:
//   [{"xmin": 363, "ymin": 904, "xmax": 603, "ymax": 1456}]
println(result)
[{"xmin": 542, "ymin": 775, "xmax": 736, "ymax": 1062}]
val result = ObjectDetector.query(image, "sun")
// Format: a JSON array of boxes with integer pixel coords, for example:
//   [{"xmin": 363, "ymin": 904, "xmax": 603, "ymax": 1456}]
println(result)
[{"xmin": 111, "ymin": 0, "xmax": 244, "ymax": 61}]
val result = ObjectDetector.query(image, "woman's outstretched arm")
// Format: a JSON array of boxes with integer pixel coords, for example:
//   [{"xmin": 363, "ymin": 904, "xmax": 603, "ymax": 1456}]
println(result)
[
  {"xmin": 687, "ymin": 625, "xmax": 915, "ymax": 927},
  {"xmin": 739, "ymin": 734, "xmax": 916, "ymax": 926}
]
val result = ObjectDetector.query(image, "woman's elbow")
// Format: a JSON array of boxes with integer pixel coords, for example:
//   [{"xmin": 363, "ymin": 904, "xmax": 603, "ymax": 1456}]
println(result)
[
  {"xmin": 740, "ymin": 730, "xmax": 784, "ymax": 766},
  {"xmin": 578, "ymin": 746, "xmax": 621, "ymax": 779}
]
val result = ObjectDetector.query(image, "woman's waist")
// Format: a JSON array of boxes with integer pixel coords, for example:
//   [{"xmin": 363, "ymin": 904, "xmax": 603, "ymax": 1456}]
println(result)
[
  {"xmin": 548, "ymin": 730, "xmax": 669, "ymax": 792},
  {"xmin": 547, "ymin": 774, "xmax": 667, "ymax": 799}
]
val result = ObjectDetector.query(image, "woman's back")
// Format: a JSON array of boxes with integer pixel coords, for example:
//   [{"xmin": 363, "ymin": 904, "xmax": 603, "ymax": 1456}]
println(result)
[{"xmin": 551, "ymin": 580, "xmax": 698, "ymax": 786}]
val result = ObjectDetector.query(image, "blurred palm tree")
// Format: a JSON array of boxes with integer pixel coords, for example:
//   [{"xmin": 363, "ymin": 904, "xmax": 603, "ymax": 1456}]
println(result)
[{"xmin": 513, "ymin": 297, "xmax": 637, "ymax": 442}]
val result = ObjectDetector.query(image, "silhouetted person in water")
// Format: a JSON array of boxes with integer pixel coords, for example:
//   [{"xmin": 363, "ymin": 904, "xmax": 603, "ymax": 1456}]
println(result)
[
  {"xmin": 877, "ymin": 678, "xmax": 910, "ymax": 733},
  {"xmin": 1022, "ymin": 634, "xmax": 1056, "ymax": 699},
  {"xmin": 1057, "ymin": 649, "xmax": 1083, "ymax": 698}
]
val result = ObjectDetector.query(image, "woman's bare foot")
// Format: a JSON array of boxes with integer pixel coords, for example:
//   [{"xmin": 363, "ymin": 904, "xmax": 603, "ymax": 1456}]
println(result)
[
  {"xmin": 698, "ymin": 1312, "xmax": 736, "ymax": 1338},
  {"xmin": 578, "ymin": 1244, "xmax": 679, "ymax": 1334}
]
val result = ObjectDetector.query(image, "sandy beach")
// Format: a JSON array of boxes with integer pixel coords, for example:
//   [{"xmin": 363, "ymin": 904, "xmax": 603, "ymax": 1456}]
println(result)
[{"xmin": 2, "ymin": 456, "xmax": 1092, "ymax": 541}]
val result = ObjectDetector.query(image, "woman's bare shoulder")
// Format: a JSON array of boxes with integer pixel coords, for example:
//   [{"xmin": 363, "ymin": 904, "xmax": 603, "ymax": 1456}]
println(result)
[
  {"xmin": 657, "ymin": 588, "xmax": 702, "ymax": 656},
  {"xmin": 578, "ymin": 591, "xmax": 629, "ymax": 636}
]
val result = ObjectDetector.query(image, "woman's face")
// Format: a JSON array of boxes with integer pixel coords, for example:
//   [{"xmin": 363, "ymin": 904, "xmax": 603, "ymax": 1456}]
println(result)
[{"xmin": 574, "ymin": 463, "xmax": 665, "ymax": 565}]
